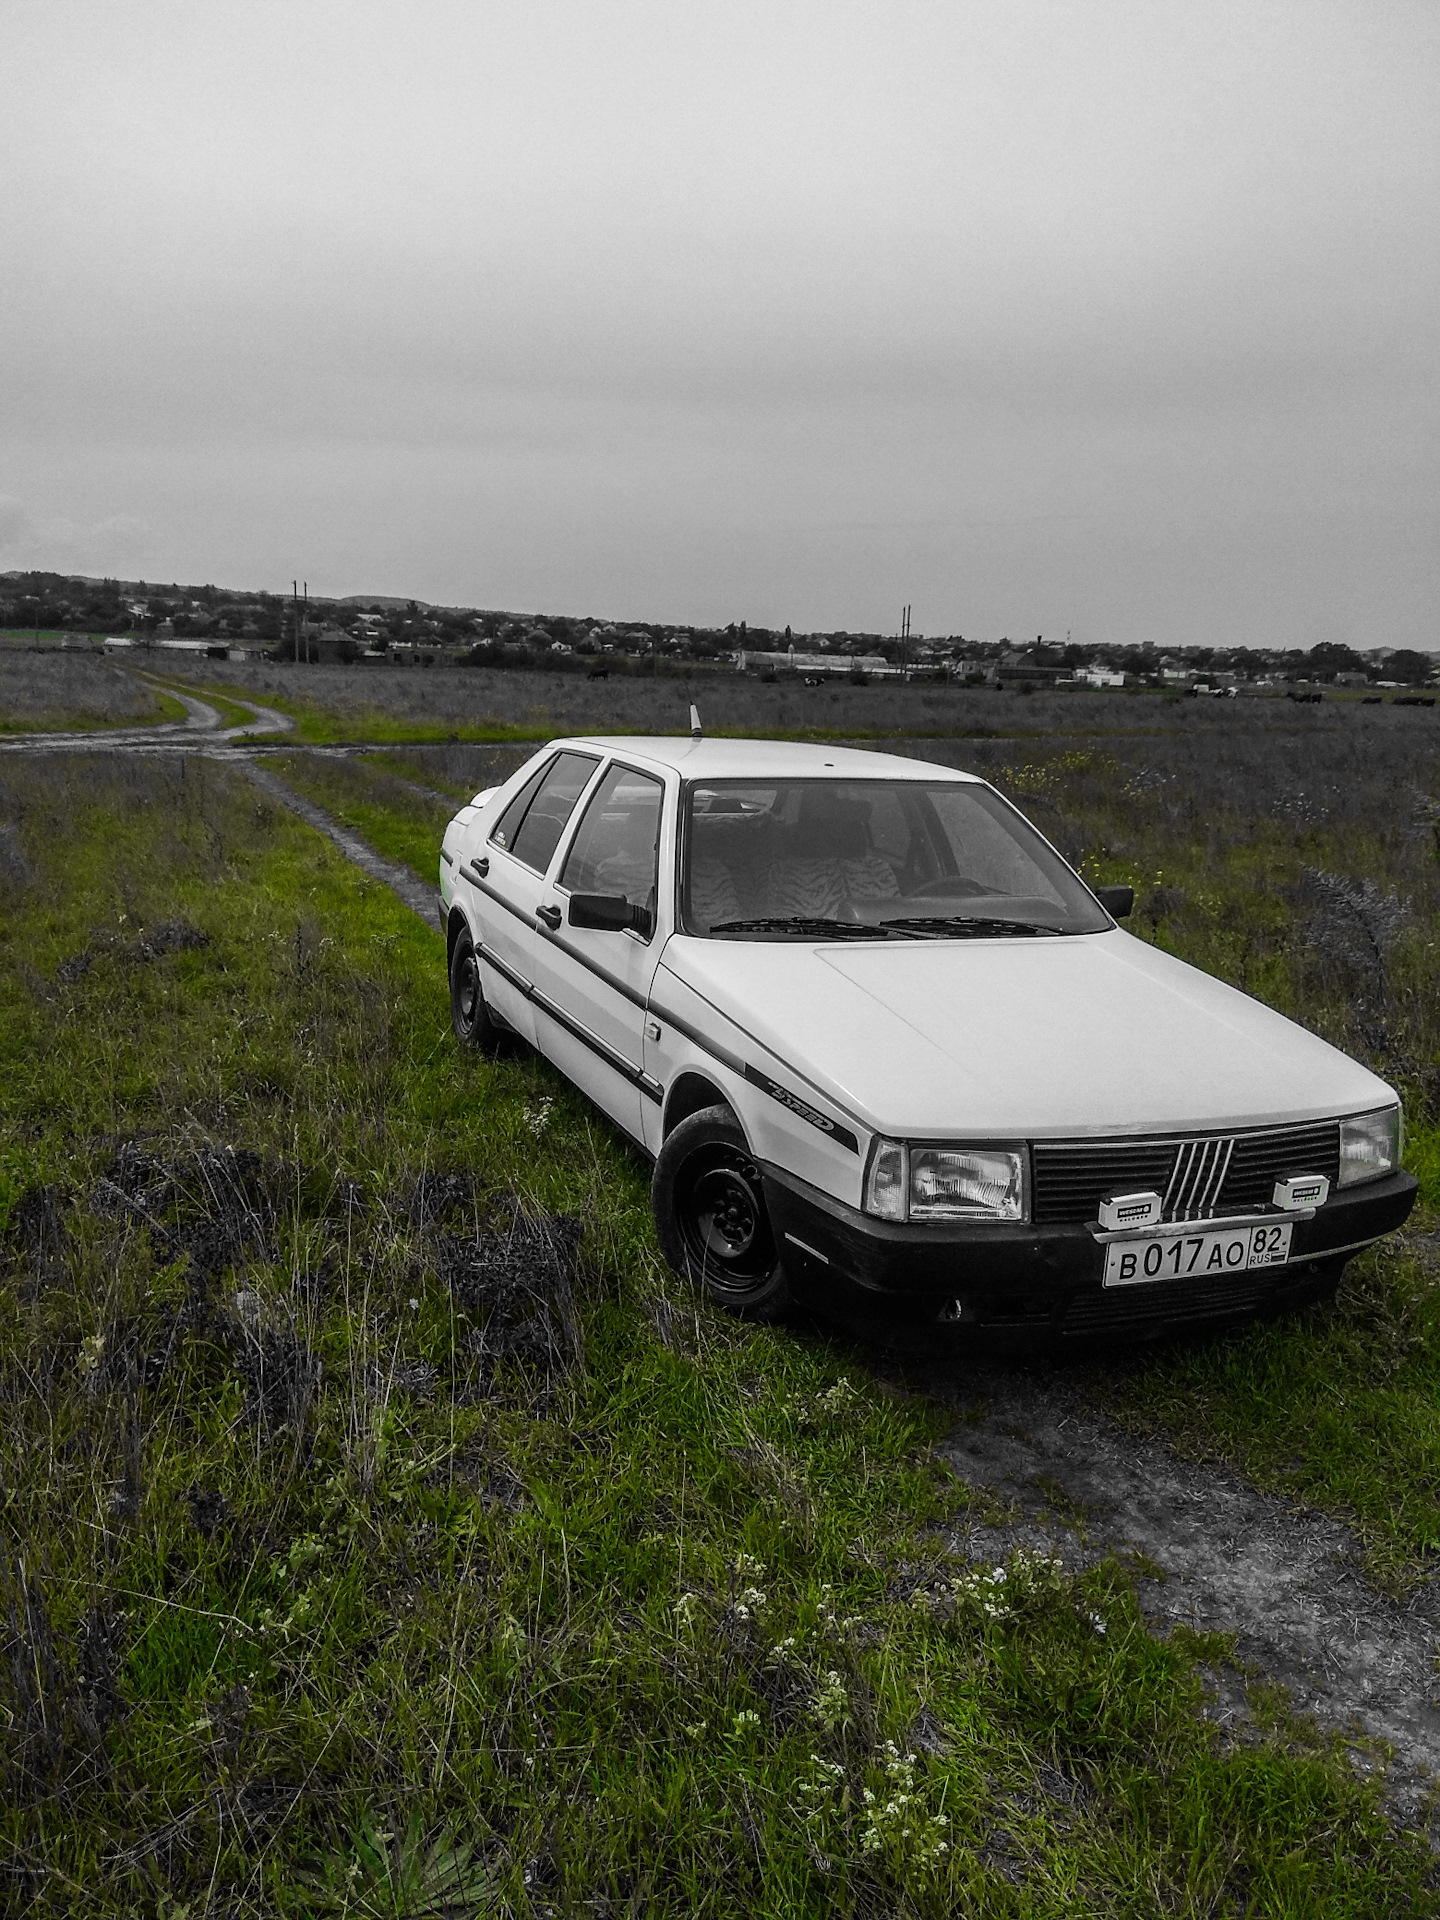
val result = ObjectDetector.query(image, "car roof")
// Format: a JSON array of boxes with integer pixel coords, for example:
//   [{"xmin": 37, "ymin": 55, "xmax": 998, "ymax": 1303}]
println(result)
[{"xmin": 549, "ymin": 735, "xmax": 984, "ymax": 783}]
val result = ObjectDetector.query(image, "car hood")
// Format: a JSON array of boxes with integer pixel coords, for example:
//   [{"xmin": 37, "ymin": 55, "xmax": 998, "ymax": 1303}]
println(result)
[{"xmin": 659, "ymin": 929, "xmax": 1393, "ymax": 1138}]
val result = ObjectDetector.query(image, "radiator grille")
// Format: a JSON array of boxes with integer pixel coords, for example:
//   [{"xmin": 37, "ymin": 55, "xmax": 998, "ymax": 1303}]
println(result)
[{"xmin": 1032, "ymin": 1120, "xmax": 1340, "ymax": 1225}]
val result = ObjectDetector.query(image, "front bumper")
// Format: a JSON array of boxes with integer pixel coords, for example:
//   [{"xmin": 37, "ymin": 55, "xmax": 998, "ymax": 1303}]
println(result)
[{"xmin": 762, "ymin": 1161, "xmax": 1417, "ymax": 1343}]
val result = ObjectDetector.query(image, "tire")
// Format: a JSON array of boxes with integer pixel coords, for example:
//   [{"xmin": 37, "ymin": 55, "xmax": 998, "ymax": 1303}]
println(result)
[
  {"xmin": 652, "ymin": 1105, "xmax": 792, "ymax": 1319},
  {"xmin": 449, "ymin": 927, "xmax": 511, "ymax": 1056}
]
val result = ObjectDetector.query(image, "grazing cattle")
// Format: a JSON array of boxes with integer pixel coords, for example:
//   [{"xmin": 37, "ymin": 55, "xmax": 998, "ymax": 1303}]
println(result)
[{"xmin": 586, "ymin": 666, "xmax": 609, "ymax": 680}]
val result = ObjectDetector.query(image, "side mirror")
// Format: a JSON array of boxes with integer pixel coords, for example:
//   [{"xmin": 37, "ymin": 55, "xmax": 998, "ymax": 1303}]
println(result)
[
  {"xmin": 568, "ymin": 893, "xmax": 651, "ymax": 935},
  {"xmin": 1095, "ymin": 885, "xmax": 1134, "ymax": 919}
]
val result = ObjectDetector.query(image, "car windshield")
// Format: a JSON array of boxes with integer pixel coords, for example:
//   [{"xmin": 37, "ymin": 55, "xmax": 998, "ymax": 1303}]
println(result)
[{"xmin": 680, "ymin": 778, "xmax": 1112, "ymax": 939}]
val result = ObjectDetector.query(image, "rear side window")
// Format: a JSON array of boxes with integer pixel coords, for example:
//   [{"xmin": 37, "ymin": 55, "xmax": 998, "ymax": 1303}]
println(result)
[
  {"xmin": 506, "ymin": 752, "xmax": 600, "ymax": 873},
  {"xmin": 490, "ymin": 759, "xmax": 554, "ymax": 854}
]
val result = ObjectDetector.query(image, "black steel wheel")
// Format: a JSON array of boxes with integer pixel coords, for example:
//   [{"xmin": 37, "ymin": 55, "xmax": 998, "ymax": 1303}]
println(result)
[
  {"xmin": 449, "ymin": 927, "xmax": 511, "ymax": 1055},
  {"xmin": 653, "ymin": 1105, "xmax": 791, "ymax": 1318}
]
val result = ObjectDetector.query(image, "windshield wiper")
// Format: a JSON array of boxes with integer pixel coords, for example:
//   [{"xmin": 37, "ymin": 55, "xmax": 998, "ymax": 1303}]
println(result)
[
  {"xmin": 708, "ymin": 916, "xmax": 919, "ymax": 940},
  {"xmin": 878, "ymin": 915, "xmax": 1066, "ymax": 938}
]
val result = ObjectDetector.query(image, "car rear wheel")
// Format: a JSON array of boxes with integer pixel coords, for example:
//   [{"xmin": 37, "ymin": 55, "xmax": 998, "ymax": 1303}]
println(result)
[
  {"xmin": 653, "ymin": 1105, "xmax": 792, "ymax": 1319},
  {"xmin": 449, "ymin": 928, "xmax": 511, "ymax": 1055}
]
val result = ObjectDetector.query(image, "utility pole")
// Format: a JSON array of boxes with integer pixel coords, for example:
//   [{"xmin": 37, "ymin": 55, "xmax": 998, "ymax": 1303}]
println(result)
[
  {"xmin": 292, "ymin": 579, "xmax": 313, "ymax": 663},
  {"xmin": 899, "ymin": 603, "xmax": 912, "ymax": 675}
]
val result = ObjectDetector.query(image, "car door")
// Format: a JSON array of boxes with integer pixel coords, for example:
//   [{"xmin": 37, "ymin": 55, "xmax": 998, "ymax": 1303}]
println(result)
[
  {"xmin": 528, "ymin": 759, "xmax": 670, "ymax": 1143},
  {"xmin": 474, "ymin": 749, "xmax": 601, "ymax": 1041}
]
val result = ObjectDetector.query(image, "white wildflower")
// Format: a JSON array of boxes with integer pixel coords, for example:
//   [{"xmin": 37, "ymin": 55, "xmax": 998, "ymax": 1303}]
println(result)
[{"xmin": 813, "ymin": 1670, "xmax": 851, "ymax": 1734}]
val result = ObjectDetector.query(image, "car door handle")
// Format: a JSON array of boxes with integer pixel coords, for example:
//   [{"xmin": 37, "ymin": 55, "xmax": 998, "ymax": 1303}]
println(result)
[
  {"xmin": 535, "ymin": 904, "xmax": 562, "ymax": 930},
  {"xmin": 475, "ymin": 856, "xmax": 489, "ymax": 878}
]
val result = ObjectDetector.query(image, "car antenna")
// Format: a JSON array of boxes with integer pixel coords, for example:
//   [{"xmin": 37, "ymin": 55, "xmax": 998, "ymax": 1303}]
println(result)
[{"xmin": 689, "ymin": 703, "xmax": 703, "ymax": 741}]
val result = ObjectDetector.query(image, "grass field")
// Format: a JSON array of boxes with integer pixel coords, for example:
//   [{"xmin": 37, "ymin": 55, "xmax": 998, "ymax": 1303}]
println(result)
[
  {"xmin": 2, "ymin": 682, "xmax": 1439, "ymax": 1915},
  {"xmin": 150, "ymin": 679, "xmax": 267, "ymax": 731},
  {"xmin": 0, "ymin": 652, "xmax": 187, "ymax": 732},
  {"xmin": 148, "ymin": 652, "xmax": 1415, "ymax": 748},
  {"xmin": 265, "ymin": 718, "xmax": 1440, "ymax": 1589}
]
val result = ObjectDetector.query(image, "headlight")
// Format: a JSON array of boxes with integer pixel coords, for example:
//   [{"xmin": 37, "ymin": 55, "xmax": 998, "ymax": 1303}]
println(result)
[
  {"xmin": 864, "ymin": 1140, "xmax": 1025, "ymax": 1221},
  {"xmin": 1338, "ymin": 1107, "xmax": 1402, "ymax": 1187},
  {"xmin": 864, "ymin": 1140, "xmax": 907, "ymax": 1220}
]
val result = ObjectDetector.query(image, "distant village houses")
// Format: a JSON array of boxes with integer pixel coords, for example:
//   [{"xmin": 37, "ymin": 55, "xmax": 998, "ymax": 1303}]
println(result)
[{"xmin": 0, "ymin": 569, "xmax": 1435, "ymax": 690}]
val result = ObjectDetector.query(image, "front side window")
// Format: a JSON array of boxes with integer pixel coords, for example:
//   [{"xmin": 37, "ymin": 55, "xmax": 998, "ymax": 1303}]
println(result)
[
  {"xmin": 559, "ymin": 765, "xmax": 664, "ymax": 927},
  {"xmin": 681, "ymin": 778, "xmax": 1110, "ymax": 939},
  {"xmin": 499, "ymin": 751, "xmax": 599, "ymax": 873}
]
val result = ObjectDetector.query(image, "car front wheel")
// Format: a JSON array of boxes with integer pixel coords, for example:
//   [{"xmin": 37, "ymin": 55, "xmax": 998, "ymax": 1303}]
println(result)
[
  {"xmin": 449, "ymin": 927, "xmax": 511, "ymax": 1055},
  {"xmin": 653, "ymin": 1105, "xmax": 792, "ymax": 1319}
]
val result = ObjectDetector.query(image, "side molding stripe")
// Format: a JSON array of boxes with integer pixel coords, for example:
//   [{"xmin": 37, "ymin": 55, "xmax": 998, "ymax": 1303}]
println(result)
[
  {"xmin": 743, "ymin": 1065, "xmax": 860, "ymax": 1153},
  {"xmin": 466, "ymin": 869, "xmax": 521, "ymax": 909},
  {"xmin": 477, "ymin": 942, "xmax": 662, "ymax": 1105},
  {"xmin": 545, "ymin": 932, "xmax": 651, "ymax": 1009},
  {"xmin": 467, "ymin": 870, "xmax": 652, "ymax": 1009},
  {"xmin": 646, "ymin": 998, "xmax": 747, "ymax": 1079},
  {"xmin": 660, "ymin": 976, "xmax": 871, "ymax": 1137},
  {"xmin": 477, "ymin": 940, "xmax": 532, "ymax": 997},
  {"xmin": 647, "ymin": 996, "xmax": 861, "ymax": 1154},
  {"xmin": 531, "ymin": 990, "xmax": 665, "ymax": 1103}
]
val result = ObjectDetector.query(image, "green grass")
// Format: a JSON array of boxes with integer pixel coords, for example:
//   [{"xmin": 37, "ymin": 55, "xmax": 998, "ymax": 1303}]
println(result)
[
  {"xmin": 204, "ymin": 682, "xmax": 1175, "ymax": 749},
  {"xmin": 265, "ymin": 750, "xmax": 451, "ymax": 883},
  {"xmin": 4, "ymin": 754, "xmax": 1437, "ymax": 1913},
  {"xmin": 209, "ymin": 682, "xmax": 559, "ymax": 746},
  {"xmin": 147, "ymin": 676, "xmax": 263, "ymax": 730},
  {"xmin": 358, "ymin": 748, "xmax": 479, "ymax": 800},
  {"xmin": 0, "ymin": 684, "xmax": 188, "ymax": 733},
  {"xmin": 1096, "ymin": 1229, "xmax": 1440, "ymax": 1589},
  {"xmin": 177, "ymin": 661, "xmax": 1350, "ymax": 753}
]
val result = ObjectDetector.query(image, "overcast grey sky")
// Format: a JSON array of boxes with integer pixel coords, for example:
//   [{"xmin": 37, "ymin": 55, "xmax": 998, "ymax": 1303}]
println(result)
[{"xmin": 2, "ymin": 1, "xmax": 1436, "ymax": 645}]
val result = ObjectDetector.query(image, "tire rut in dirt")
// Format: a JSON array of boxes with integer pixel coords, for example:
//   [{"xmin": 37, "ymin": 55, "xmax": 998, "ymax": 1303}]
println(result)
[{"xmin": 919, "ymin": 1366, "xmax": 1440, "ymax": 1832}]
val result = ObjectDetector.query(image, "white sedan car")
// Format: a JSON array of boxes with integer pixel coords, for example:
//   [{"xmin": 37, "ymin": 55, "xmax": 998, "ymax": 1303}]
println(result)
[{"xmin": 438, "ymin": 736, "xmax": 1414, "ymax": 1341}]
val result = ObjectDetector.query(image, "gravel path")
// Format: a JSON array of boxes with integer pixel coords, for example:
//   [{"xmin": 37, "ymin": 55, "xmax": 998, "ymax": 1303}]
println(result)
[
  {"xmin": 240, "ymin": 760, "xmax": 440, "ymax": 928},
  {"xmin": 918, "ymin": 1363, "xmax": 1440, "ymax": 1832}
]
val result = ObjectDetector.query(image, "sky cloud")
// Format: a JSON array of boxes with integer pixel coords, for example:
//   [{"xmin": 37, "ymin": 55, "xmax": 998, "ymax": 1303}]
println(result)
[
  {"xmin": 0, "ymin": 494, "xmax": 155, "ymax": 577},
  {"xmin": 1, "ymin": 0, "xmax": 1435, "ymax": 643}
]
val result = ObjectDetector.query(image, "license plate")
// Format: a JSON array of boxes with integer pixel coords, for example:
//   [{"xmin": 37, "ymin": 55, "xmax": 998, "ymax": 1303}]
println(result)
[{"xmin": 1103, "ymin": 1220, "xmax": 1293, "ymax": 1288}]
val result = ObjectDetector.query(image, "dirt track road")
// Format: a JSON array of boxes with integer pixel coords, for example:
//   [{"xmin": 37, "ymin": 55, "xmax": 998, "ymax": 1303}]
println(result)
[
  {"xmin": 0, "ymin": 679, "xmax": 293, "ymax": 754},
  {"xmin": 0, "ymin": 678, "xmax": 440, "ymax": 928},
  {"xmin": 915, "ymin": 1362, "xmax": 1440, "ymax": 1829}
]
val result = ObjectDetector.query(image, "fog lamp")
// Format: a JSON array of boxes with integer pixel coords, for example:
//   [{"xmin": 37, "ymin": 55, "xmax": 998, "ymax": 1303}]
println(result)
[
  {"xmin": 1096, "ymin": 1190, "xmax": 1164, "ymax": 1231},
  {"xmin": 1338, "ymin": 1108, "xmax": 1402, "ymax": 1188},
  {"xmin": 1273, "ymin": 1174, "xmax": 1329, "ymax": 1210}
]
